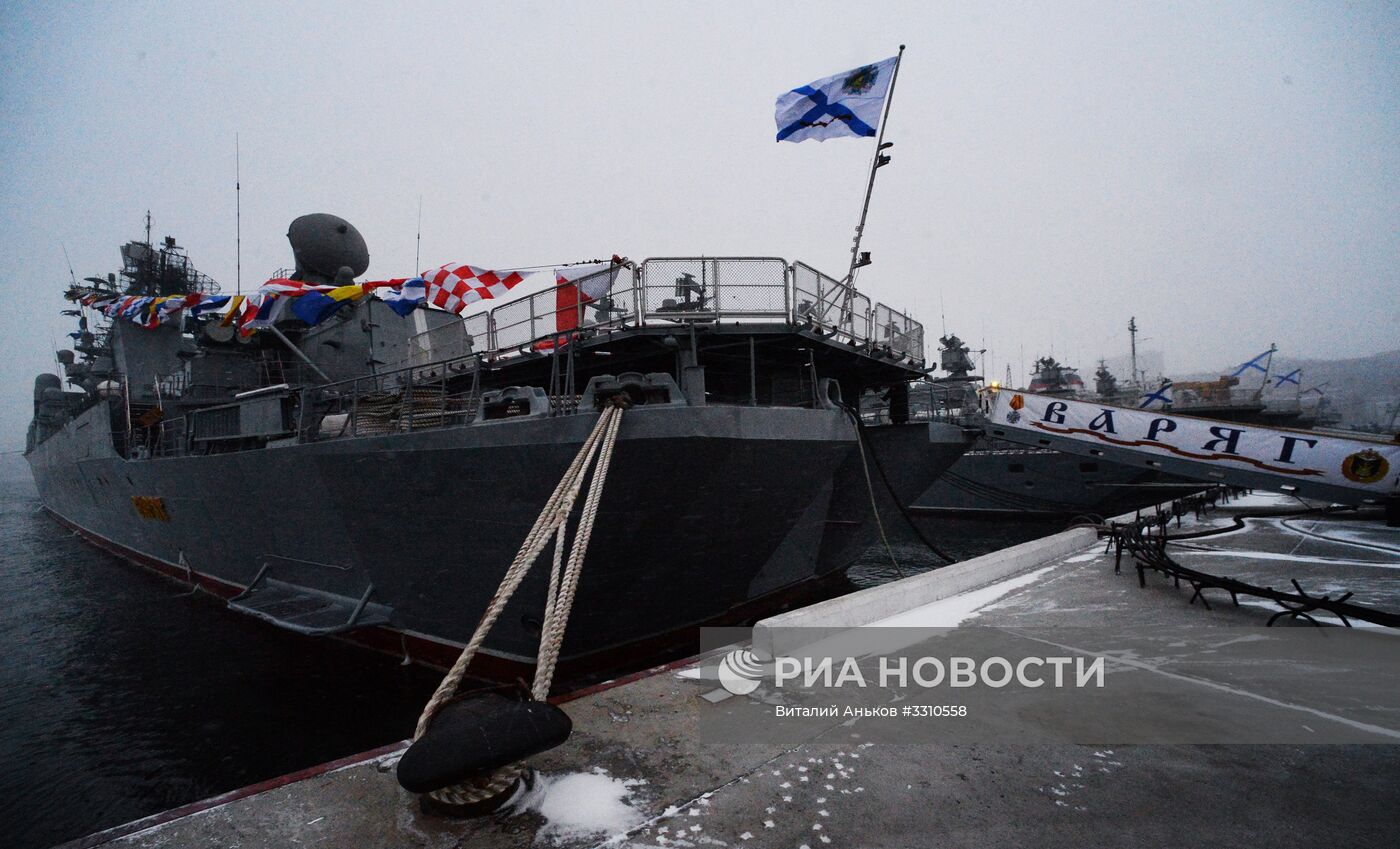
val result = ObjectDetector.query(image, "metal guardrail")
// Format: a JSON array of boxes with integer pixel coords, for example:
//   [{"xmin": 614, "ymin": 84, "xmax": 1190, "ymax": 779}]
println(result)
[
  {"xmin": 874, "ymin": 303, "xmax": 923, "ymax": 362},
  {"xmin": 135, "ymin": 258, "xmax": 927, "ymax": 457},
  {"xmin": 150, "ymin": 416, "xmax": 187, "ymax": 458},
  {"xmin": 141, "ymin": 353, "xmax": 491, "ymax": 457},
  {"xmin": 792, "ymin": 261, "xmax": 873, "ymax": 346},
  {"xmin": 639, "ymin": 257, "xmax": 789, "ymax": 323},
  {"xmin": 401, "ymin": 257, "xmax": 926, "ymax": 368}
]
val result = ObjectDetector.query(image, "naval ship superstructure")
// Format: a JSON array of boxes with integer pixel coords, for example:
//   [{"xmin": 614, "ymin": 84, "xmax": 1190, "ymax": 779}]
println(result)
[{"xmin": 26, "ymin": 216, "xmax": 971, "ymax": 683}]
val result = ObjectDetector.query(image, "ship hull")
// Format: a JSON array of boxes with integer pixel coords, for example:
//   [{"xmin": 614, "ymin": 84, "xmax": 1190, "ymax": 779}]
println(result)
[
  {"xmin": 912, "ymin": 444, "xmax": 1199, "ymax": 519},
  {"xmin": 28, "ymin": 401, "xmax": 969, "ymax": 683}
]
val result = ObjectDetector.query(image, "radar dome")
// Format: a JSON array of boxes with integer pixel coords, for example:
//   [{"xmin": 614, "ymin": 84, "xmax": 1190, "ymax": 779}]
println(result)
[{"xmin": 287, "ymin": 214, "xmax": 370, "ymax": 284}]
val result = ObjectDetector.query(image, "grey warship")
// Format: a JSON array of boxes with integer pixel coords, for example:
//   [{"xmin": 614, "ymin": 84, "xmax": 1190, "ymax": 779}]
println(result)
[
  {"xmin": 908, "ymin": 328, "xmax": 1332, "ymax": 518},
  {"xmin": 25, "ymin": 215, "xmax": 971, "ymax": 683}
]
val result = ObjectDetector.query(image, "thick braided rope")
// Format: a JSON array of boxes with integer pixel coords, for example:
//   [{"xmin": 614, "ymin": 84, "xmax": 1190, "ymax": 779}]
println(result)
[
  {"xmin": 413, "ymin": 407, "xmax": 616, "ymax": 740},
  {"xmin": 427, "ymin": 763, "xmax": 526, "ymax": 807},
  {"xmin": 413, "ymin": 410, "xmax": 610, "ymax": 738},
  {"xmin": 532, "ymin": 406, "xmax": 623, "ymax": 699},
  {"xmin": 541, "ymin": 522, "xmax": 567, "ymax": 632}
]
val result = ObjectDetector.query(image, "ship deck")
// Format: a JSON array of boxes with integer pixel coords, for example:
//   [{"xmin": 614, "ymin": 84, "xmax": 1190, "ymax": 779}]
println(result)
[{"xmin": 67, "ymin": 493, "xmax": 1400, "ymax": 848}]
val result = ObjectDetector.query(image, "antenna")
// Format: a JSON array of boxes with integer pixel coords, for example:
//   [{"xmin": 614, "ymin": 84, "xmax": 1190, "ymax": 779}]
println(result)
[
  {"xmin": 415, "ymin": 195, "xmax": 423, "ymax": 272},
  {"xmin": 61, "ymin": 243, "xmax": 77, "ymax": 286},
  {"xmin": 982, "ymin": 333, "xmax": 989, "ymax": 385},
  {"xmin": 939, "ymin": 291, "xmax": 946, "ymax": 337},
  {"xmin": 235, "ymin": 134, "xmax": 242, "ymax": 295},
  {"xmin": 145, "ymin": 210, "xmax": 152, "ymax": 246}
]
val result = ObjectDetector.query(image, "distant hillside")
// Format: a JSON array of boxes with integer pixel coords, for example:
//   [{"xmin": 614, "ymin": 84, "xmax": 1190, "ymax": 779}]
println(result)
[{"xmin": 1175, "ymin": 348, "xmax": 1400, "ymax": 430}]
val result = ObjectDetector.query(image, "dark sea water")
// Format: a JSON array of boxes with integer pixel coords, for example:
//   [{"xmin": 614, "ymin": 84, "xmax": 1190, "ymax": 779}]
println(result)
[{"xmin": 0, "ymin": 472, "xmax": 1060, "ymax": 849}]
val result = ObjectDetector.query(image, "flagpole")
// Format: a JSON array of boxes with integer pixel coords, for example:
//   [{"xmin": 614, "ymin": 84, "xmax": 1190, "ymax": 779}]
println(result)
[
  {"xmin": 844, "ymin": 44, "xmax": 905, "ymax": 299},
  {"xmin": 235, "ymin": 133, "xmax": 242, "ymax": 296},
  {"xmin": 1256, "ymin": 343, "xmax": 1277, "ymax": 401}
]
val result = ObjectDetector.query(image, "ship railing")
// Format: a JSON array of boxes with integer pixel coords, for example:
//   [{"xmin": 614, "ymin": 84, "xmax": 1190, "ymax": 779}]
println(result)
[
  {"xmin": 189, "ymin": 269, "xmax": 222, "ymax": 296},
  {"xmin": 395, "ymin": 257, "xmax": 793, "ymax": 366},
  {"xmin": 873, "ymin": 303, "xmax": 925, "ymax": 362},
  {"xmin": 135, "ymin": 258, "xmax": 929, "ymax": 452},
  {"xmin": 324, "ymin": 256, "xmax": 930, "ymax": 442},
  {"xmin": 491, "ymin": 263, "xmax": 641, "ymax": 354},
  {"xmin": 148, "ymin": 415, "xmax": 189, "ymax": 458},
  {"xmin": 398, "ymin": 257, "xmax": 924, "ymax": 372},
  {"xmin": 154, "ymin": 367, "xmax": 189, "ymax": 401},
  {"xmin": 637, "ymin": 257, "xmax": 790, "ymax": 325},
  {"xmin": 907, "ymin": 381, "xmax": 975, "ymax": 423},
  {"xmin": 791, "ymin": 262, "xmax": 873, "ymax": 346},
  {"xmin": 299, "ymin": 358, "xmax": 485, "ymax": 441}
]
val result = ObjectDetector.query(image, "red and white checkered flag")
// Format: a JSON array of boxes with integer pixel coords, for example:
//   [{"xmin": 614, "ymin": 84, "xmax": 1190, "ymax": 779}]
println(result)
[{"xmin": 421, "ymin": 263, "xmax": 531, "ymax": 313}]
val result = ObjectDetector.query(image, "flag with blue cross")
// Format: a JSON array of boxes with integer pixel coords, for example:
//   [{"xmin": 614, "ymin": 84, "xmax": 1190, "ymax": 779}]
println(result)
[
  {"xmin": 1138, "ymin": 379, "xmax": 1174, "ymax": 409},
  {"xmin": 775, "ymin": 57, "xmax": 898, "ymax": 143},
  {"xmin": 1273, "ymin": 368, "xmax": 1301, "ymax": 388},
  {"xmin": 1230, "ymin": 347, "xmax": 1275, "ymax": 378}
]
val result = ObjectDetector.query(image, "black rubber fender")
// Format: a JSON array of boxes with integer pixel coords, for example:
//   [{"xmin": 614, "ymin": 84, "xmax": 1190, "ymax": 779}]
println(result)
[{"xmin": 397, "ymin": 692, "xmax": 572, "ymax": 794}]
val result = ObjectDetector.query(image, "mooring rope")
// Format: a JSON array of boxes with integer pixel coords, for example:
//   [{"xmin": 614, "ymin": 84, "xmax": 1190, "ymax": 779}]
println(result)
[
  {"xmin": 533, "ymin": 403, "xmax": 622, "ymax": 698},
  {"xmin": 848, "ymin": 411, "xmax": 906, "ymax": 579},
  {"xmin": 409, "ymin": 400, "xmax": 626, "ymax": 808},
  {"xmin": 840, "ymin": 406, "xmax": 960, "ymax": 575}
]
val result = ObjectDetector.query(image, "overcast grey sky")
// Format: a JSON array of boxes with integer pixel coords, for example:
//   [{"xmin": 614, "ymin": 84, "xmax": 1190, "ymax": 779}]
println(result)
[{"xmin": 2, "ymin": 1, "xmax": 1397, "ymax": 449}]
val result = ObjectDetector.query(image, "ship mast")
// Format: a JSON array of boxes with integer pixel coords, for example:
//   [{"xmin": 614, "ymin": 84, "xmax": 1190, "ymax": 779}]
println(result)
[
  {"xmin": 841, "ymin": 45, "xmax": 905, "ymax": 322},
  {"xmin": 236, "ymin": 134, "xmax": 242, "ymax": 296},
  {"xmin": 1128, "ymin": 316, "xmax": 1138, "ymax": 387},
  {"xmin": 1254, "ymin": 343, "xmax": 1278, "ymax": 402}
]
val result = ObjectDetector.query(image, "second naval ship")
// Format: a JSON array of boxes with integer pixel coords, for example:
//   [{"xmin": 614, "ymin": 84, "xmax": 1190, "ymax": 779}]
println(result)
[{"xmin": 907, "ymin": 339, "xmax": 1196, "ymax": 519}]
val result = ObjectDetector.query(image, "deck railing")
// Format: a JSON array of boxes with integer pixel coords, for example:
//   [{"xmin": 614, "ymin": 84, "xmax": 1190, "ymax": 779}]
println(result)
[
  {"xmin": 791, "ymin": 262, "xmax": 873, "ymax": 347},
  {"xmin": 402, "ymin": 257, "xmax": 925, "ymax": 369},
  {"xmin": 639, "ymin": 257, "xmax": 790, "ymax": 323},
  {"xmin": 132, "ymin": 258, "xmax": 927, "ymax": 458}
]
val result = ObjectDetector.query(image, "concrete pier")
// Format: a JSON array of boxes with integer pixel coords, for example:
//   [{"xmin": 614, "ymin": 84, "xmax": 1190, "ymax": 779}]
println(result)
[{"xmin": 70, "ymin": 493, "xmax": 1400, "ymax": 848}]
